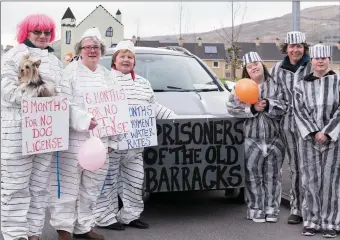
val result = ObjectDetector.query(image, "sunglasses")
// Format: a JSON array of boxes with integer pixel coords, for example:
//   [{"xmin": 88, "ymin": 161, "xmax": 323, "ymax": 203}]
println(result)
[
  {"xmin": 81, "ymin": 45, "xmax": 100, "ymax": 51},
  {"xmin": 31, "ymin": 30, "xmax": 52, "ymax": 37}
]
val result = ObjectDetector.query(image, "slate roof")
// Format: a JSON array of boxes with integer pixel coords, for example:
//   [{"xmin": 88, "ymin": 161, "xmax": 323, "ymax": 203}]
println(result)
[{"xmin": 62, "ymin": 7, "xmax": 76, "ymax": 20}]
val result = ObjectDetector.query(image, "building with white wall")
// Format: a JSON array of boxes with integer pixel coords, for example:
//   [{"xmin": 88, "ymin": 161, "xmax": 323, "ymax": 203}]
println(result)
[{"xmin": 59, "ymin": 5, "xmax": 124, "ymax": 65}]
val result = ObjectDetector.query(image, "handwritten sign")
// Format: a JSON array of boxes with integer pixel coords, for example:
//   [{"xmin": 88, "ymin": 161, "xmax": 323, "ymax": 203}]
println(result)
[
  {"xmin": 119, "ymin": 104, "xmax": 158, "ymax": 150},
  {"xmin": 84, "ymin": 87, "xmax": 131, "ymax": 138},
  {"xmin": 21, "ymin": 96, "xmax": 69, "ymax": 155},
  {"xmin": 143, "ymin": 118, "xmax": 245, "ymax": 192}
]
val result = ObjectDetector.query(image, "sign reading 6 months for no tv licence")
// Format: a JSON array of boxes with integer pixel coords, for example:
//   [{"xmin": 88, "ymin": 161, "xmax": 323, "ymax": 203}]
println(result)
[{"xmin": 143, "ymin": 118, "xmax": 245, "ymax": 192}]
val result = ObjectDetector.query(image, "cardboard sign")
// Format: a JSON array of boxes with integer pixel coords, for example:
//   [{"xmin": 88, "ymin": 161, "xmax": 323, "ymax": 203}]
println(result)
[
  {"xmin": 119, "ymin": 104, "xmax": 158, "ymax": 150},
  {"xmin": 21, "ymin": 96, "xmax": 69, "ymax": 155},
  {"xmin": 143, "ymin": 118, "xmax": 245, "ymax": 192},
  {"xmin": 84, "ymin": 87, "xmax": 131, "ymax": 138}
]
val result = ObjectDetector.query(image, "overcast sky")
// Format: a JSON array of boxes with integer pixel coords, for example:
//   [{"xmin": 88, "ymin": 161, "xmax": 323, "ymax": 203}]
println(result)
[{"xmin": 1, "ymin": 1, "xmax": 339, "ymax": 46}]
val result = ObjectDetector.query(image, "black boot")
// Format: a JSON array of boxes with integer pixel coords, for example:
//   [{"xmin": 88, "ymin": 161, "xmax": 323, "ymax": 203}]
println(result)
[
  {"xmin": 100, "ymin": 222, "xmax": 125, "ymax": 231},
  {"xmin": 288, "ymin": 214, "xmax": 303, "ymax": 224},
  {"xmin": 126, "ymin": 219, "xmax": 149, "ymax": 229}
]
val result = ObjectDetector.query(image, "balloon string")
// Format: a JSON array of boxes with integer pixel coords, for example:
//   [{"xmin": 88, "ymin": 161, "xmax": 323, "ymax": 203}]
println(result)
[{"xmin": 56, "ymin": 151, "xmax": 61, "ymax": 199}]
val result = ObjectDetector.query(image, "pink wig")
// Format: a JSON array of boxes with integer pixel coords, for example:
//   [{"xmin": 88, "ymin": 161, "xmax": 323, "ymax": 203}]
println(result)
[{"xmin": 16, "ymin": 14, "xmax": 56, "ymax": 44}]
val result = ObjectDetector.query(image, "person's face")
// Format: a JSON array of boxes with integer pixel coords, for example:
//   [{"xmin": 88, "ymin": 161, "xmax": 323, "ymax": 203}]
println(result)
[
  {"xmin": 246, "ymin": 61, "xmax": 264, "ymax": 80},
  {"xmin": 287, "ymin": 44, "xmax": 304, "ymax": 64},
  {"xmin": 114, "ymin": 50, "xmax": 135, "ymax": 74},
  {"xmin": 311, "ymin": 57, "xmax": 329, "ymax": 73},
  {"xmin": 79, "ymin": 39, "xmax": 101, "ymax": 66},
  {"xmin": 27, "ymin": 29, "xmax": 52, "ymax": 49}
]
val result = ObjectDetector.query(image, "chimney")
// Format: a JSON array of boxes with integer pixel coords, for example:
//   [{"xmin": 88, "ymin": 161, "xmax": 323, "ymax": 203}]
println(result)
[
  {"xmin": 337, "ymin": 41, "xmax": 340, "ymax": 50},
  {"xmin": 275, "ymin": 38, "xmax": 281, "ymax": 47},
  {"xmin": 178, "ymin": 37, "xmax": 184, "ymax": 47},
  {"xmin": 255, "ymin": 37, "xmax": 261, "ymax": 46},
  {"xmin": 197, "ymin": 37, "xmax": 202, "ymax": 47},
  {"xmin": 116, "ymin": 9, "xmax": 122, "ymax": 22}
]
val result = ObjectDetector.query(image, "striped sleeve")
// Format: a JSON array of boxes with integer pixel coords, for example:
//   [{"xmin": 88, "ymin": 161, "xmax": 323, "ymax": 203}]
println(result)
[
  {"xmin": 321, "ymin": 76, "xmax": 340, "ymax": 141},
  {"xmin": 1, "ymin": 56, "xmax": 22, "ymax": 106},
  {"xmin": 155, "ymin": 103, "xmax": 177, "ymax": 119},
  {"xmin": 293, "ymin": 82, "xmax": 319, "ymax": 139},
  {"xmin": 226, "ymin": 90, "xmax": 257, "ymax": 118},
  {"xmin": 61, "ymin": 65, "xmax": 93, "ymax": 132},
  {"xmin": 264, "ymin": 78, "xmax": 287, "ymax": 120}
]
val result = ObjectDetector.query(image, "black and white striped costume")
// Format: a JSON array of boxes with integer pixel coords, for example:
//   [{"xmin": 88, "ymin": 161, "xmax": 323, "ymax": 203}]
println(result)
[
  {"xmin": 48, "ymin": 60, "xmax": 117, "ymax": 235},
  {"xmin": 94, "ymin": 69, "xmax": 176, "ymax": 227},
  {"xmin": 227, "ymin": 52, "xmax": 286, "ymax": 220},
  {"xmin": 294, "ymin": 45, "xmax": 340, "ymax": 231},
  {"xmin": 270, "ymin": 54, "xmax": 312, "ymax": 217},
  {"xmin": 1, "ymin": 43, "xmax": 62, "ymax": 240}
]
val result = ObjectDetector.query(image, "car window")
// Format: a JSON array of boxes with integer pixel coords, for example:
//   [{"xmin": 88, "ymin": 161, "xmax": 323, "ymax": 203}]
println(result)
[{"xmin": 99, "ymin": 53, "xmax": 220, "ymax": 92}]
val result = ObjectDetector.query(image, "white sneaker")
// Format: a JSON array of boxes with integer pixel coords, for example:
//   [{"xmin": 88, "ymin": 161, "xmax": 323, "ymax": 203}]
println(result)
[
  {"xmin": 252, "ymin": 217, "xmax": 266, "ymax": 223},
  {"xmin": 266, "ymin": 215, "xmax": 278, "ymax": 223}
]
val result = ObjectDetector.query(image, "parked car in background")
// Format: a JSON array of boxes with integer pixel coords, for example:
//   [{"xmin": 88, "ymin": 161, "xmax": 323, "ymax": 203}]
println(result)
[{"xmin": 99, "ymin": 46, "xmax": 245, "ymax": 201}]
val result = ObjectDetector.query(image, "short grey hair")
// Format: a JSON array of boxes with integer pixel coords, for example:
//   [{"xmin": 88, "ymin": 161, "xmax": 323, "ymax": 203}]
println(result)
[{"xmin": 74, "ymin": 36, "xmax": 107, "ymax": 56}]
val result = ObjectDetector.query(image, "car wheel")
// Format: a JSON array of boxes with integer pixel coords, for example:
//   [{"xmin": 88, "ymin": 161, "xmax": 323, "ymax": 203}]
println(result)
[
  {"xmin": 143, "ymin": 190, "xmax": 150, "ymax": 203},
  {"xmin": 224, "ymin": 188, "xmax": 244, "ymax": 203}
]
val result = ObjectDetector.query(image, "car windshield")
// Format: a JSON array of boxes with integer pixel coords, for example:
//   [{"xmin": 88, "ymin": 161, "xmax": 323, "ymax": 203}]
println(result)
[{"xmin": 99, "ymin": 53, "xmax": 220, "ymax": 92}]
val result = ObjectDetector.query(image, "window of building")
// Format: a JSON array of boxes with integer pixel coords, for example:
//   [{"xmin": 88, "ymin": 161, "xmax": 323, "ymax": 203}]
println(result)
[
  {"xmin": 66, "ymin": 31, "xmax": 71, "ymax": 44},
  {"xmin": 204, "ymin": 46, "xmax": 217, "ymax": 54},
  {"xmin": 106, "ymin": 27, "xmax": 113, "ymax": 37},
  {"xmin": 213, "ymin": 61, "xmax": 219, "ymax": 68}
]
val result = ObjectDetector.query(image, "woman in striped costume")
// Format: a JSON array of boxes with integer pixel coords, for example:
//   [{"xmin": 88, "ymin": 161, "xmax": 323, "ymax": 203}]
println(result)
[
  {"xmin": 94, "ymin": 40, "xmax": 176, "ymax": 231},
  {"xmin": 226, "ymin": 52, "xmax": 286, "ymax": 223},
  {"xmin": 1, "ymin": 14, "xmax": 62, "ymax": 240},
  {"xmin": 48, "ymin": 28, "xmax": 116, "ymax": 240},
  {"xmin": 270, "ymin": 31, "xmax": 312, "ymax": 224},
  {"xmin": 293, "ymin": 44, "xmax": 340, "ymax": 238}
]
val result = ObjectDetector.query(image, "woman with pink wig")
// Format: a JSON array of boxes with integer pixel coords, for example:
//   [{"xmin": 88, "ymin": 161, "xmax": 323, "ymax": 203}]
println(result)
[{"xmin": 1, "ymin": 14, "xmax": 62, "ymax": 240}]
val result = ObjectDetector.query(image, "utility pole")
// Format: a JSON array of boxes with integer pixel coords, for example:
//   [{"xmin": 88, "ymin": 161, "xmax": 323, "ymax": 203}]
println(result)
[{"xmin": 292, "ymin": 0, "xmax": 300, "ymax": 31}]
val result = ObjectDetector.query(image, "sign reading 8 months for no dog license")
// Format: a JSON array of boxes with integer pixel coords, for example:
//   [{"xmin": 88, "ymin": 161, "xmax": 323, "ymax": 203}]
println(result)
[{"xmin": 21, "ymin": 96, "xmax": 69, "ymax": 155}]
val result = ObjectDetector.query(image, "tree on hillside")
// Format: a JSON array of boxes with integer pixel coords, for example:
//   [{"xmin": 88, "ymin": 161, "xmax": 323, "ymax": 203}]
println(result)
[
  {"xmin": 216, "ymin": 1, "xmax": 247, "ymax": 80},
  {"xmin": 176, "ymin": 1, "xmax": 192, "ymax": 42}
]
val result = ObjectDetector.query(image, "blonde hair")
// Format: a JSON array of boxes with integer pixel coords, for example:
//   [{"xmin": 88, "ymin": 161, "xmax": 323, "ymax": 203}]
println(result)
[{"xmin": 111, "ymin": 49, "xmax": 135, "ymax": 68}]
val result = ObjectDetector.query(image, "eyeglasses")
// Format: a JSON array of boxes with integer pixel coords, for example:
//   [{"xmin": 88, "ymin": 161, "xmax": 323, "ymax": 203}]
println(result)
[
  {"xmin": 30, "ymin": 30, "xmax": 52, "ymax": 37},
  {"xmin": 81, "ymin": 45, "xmax": 100, "ymax": 51}
]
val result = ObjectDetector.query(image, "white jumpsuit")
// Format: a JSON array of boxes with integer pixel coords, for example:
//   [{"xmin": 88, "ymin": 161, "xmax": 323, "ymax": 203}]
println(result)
[
  {"xmin": 270, "ymin": 57, "xmax": 312, "ymax": 216},
  {"xmin": 294, "ymin": 72, "xmax": 340, "ymax": 231},
  {"xmin": 48, "ymin": 60, "xmax": 118, "ymax": 234},
  {"xmin": 94, "ymin": 70, "xmax": 176, "ymax": 226},
  {"xmin": 226, "ymin": 76, "xmax": 287, "ymax": 219},
  {"xmin": 1, "ymin": 43, "xmax": 62, "ymax": 240}
]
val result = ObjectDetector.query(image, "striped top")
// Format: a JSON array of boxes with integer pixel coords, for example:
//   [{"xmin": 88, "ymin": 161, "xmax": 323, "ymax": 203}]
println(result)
[
  {"xmin": 294, "ymin": 72, "xmax": 340, "ymax": 141},
  {"xmin": 60, "ymin": 60, "xmax": 119, "ymax": 147},
  {"xmin": 226, "ymin": 76, "xmax": 287, "ymax": 140},
  {"xmin": 270, "ymin": 59, "xmax": 312, "ymax": 131}
]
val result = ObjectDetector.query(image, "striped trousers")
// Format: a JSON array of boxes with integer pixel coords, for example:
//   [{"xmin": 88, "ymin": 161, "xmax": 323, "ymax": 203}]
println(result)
[
  {"xmin": 49, "ymin": 135, "xmax": 109, "ymax": 234},
  {"xmin": 1, "ymin": 130, "xmax": 53, "ymax": 240},
  {"xmin": 95, "ymin": 148, "xmax": 145, "ymax": 226},
  {"xmin": 244, "ymin": 137, "xmax": 285, "ymax": 219},
  {"xmin": 299, "ymin": 138, "xmax": 340, "ymax": 230},
  {"xmin": 282, "ymin": 129, "xmax": 303, "ymax": 216}
]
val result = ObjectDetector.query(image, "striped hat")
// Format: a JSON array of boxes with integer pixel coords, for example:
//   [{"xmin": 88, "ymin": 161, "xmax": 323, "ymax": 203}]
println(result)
[
  {"xmin": 285, "ymin": 31, "xmax": 306, "ymax": 44},
  {"xmin": 309, "ymin": 44, "xmax": 331, "ymax": 58},
  {"xmin": 242, "ymin": 52, "xmax": 262, "ymax": 66}
]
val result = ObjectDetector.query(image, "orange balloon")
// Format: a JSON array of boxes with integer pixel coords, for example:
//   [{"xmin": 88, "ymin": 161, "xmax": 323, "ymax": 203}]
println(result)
[{"xmin": 234, "ymin": 78, "xmax": 259, "ymax": 104}]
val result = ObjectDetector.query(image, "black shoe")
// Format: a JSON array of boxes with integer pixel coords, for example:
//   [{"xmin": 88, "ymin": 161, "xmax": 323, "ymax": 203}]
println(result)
[
  {"xmin": 100, "ymin": 222, "xmax": 125, "ymax": 231},
  {"xmin": 288, "ymin": 214, "xmax": 303, "ymax": 224},
  {"xmin": 323, "ymin": 229, "xmax": 337, "ymax": 238},
  {"xmin": 126, "ymin": 219, "xmax": 149, "ymax": 229},
  {"xmin": 73, "ymin": 230, "xmax": 104, "ymax": 240},
  {"xmin": 302, "ymin": 227, "xmax": 316, "ymax": 236}
]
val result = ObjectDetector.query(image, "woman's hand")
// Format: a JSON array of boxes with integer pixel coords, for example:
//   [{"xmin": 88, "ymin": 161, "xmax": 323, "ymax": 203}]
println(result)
[
  {"xmin": 315, "ymin": 132, "xmax": 329, "ymax": 144},
  {"xmin": 254, "ymin": 100, "xmax": 267, "ymax": 112},
  {"xmin": 88, "ymin": 118, "xmax": 98, "ymax": 130}
]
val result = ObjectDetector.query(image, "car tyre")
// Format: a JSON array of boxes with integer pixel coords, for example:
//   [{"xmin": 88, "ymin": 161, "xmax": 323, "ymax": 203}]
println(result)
[{"xmin": 224, "ymin": 187, "xmax": 245, "ymax": 203}]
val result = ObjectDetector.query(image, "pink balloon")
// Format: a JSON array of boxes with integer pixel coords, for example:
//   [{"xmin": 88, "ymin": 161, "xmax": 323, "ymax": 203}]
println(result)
[{"xmin": 78, "ymin": 137, "xmax": 106, "ymax": 171}]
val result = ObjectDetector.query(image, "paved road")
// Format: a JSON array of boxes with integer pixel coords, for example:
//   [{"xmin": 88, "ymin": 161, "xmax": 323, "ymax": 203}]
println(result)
[{"xmin": 1, "ymin": 189, "xmax": 326, "ymax": 240}]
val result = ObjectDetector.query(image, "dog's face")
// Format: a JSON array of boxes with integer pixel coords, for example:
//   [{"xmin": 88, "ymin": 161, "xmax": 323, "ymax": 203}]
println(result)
[{"xmin": 18, "ymin": 55, "xmax": 41, "ymax": 84}]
